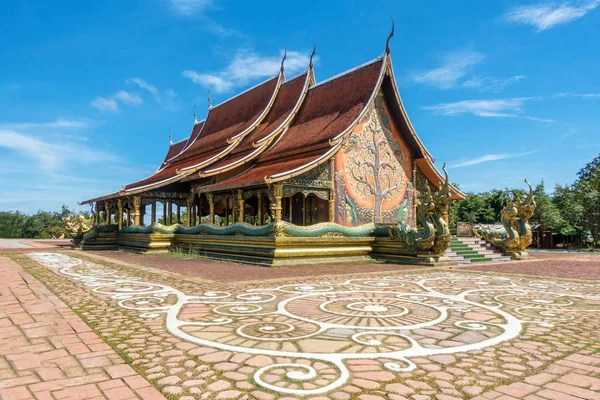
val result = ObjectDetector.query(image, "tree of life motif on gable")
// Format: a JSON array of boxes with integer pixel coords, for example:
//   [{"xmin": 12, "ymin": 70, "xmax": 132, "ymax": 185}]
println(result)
[{"xmin": 336, "ymin": 92, "xmax": 413, "ymax": 225}]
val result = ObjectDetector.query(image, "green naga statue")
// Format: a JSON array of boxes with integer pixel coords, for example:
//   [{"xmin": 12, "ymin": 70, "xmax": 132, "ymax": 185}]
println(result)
[{"xmin": 472, "ymin": 179, "xmax": 536, "ymax": 259}]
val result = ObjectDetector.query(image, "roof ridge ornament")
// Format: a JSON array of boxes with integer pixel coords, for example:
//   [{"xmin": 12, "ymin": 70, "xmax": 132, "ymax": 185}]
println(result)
[
  {"xmin": 309, "ymin": 40, "xmax": 316, "ymax": 69},
  {"xmin": 193, "ymin": 104, "xmax": 197, "ymax": 123},
  {"xmin": 280, "ymin": 47, "xmax": 287, "ymax": 73},
  {"xmin": 385, "ymin": 17, "xmax": 395, "ymax": 54},
  {"xmin": 169, "ymin": 128, "xmax": 173, "ymax": 146},
  {"xmin": 208, "ymin": 90, "xmax": 212, "ymax": 109}
]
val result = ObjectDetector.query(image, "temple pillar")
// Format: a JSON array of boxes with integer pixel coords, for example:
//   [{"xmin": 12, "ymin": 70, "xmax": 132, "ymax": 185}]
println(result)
[
  {"xmin": 302, "ymin": 194, "xmax": 307, "ymax": 226},
  {"xmin": 237, "ymin": 190, "xmax": 244, "ymax": 223},
  {"xmin": 208, "ymin": 193, "xmax": 215, "ymax": 224},
  {"xmin": 186, "ymin": 196, "xmax": 192, "ymax": 227},
  {"xmin": 133, "ymin": 196, "xmax": 141, "ymax": 226},
  {"xmin": 176, "ymin": 204, "xmax": 181, "ymax": 224},
  {"xmin": 151, "ymin": 202, "xmax": 156, "ymax": 225},
  {"xmin": 329, "ymin": 157, "xmax": 335, "ymax": 222},
  {"xmin": 117, "ymin": 199, "xmax": 123, "ymax": 230},
  {"xmin": 272, "ymin": 184, "xmax": 283, "ymax": 222},
  {"xmin": 257, "ymin": 194, "xmax": 263, "ymax": 225},
  {"xmin": 162, "ymin": 201, "xmax": 167, "ymax": 224},
  {"xmin": 94, "ymin": 203, "xmax": 100, "ymax": 225},
  {"xmin": 126, "ymin": 209, "xmax": 131, "ymax": 226},
  {"xmin": 104, "ymin": 201, "xmax": 110, "ymax": 224},
  {"xmin": 167, "ymin": 201, "xmax": 173, "ymax": 225}
]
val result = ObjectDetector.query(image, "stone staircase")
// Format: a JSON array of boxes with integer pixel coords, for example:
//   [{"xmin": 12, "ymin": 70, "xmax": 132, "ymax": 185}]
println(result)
[{"xmin": 445, "ymin": 236, "xmax": 512, "ymax": 264}]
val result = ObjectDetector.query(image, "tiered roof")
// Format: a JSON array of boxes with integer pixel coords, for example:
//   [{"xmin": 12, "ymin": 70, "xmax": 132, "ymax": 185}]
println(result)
[{"xmin": 82, "ymin": 48, "xmax": 465, "ymax": 204}]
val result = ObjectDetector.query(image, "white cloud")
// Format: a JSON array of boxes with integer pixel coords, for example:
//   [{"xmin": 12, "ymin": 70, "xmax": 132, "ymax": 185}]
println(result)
[
  {"xmin": 91, "ymin": 90, "xmax": 142, "ymax": 112},
  {"xmin": 127, "ymin": 78, "xmax": 159, "ymax": 99},
  {"xmin": 553, "ymin": 92, "xmax": 600, "ymax": 98},
  {"xmin": 182, "ymin": 49, "xmax": 316, "ymax": 93},
  {"xmin": 505, "ymin": 1, "xmax": 600, "ymax": 31},
  {"xmin": 0, "ymin": 119, "xmax": 89, "ymax": 130},
  {"xmin": 424, "ymin": 97, "xmax": 554, "ymax": 123},
  {"xmin": 114, "ymin": 90, "xmax": 143, "ymax": 106},
  {"xmin": 170, "ymin": 0, "xmax": 212, "ymax": 16},
  {"xmin": 91, "ymin": 96, "xmax": 119, "ymax": 112},
  {"xmin": 462, "ymin": 75, "xmax": 526, "ymax": 92},
  {"xmin": 0, "ymin": 129, "xmax": 119, "ymax": 172},
  {"xmin": 450, "ymin": 151, "xmax": 539, "ymax": 169},
  {"xmin": 424, "ymin": 98, "xmax": 533, "ymax": 117},
  {"xmin": 412, "ymin": 50, "xmax": 485, "ymax": 89}
]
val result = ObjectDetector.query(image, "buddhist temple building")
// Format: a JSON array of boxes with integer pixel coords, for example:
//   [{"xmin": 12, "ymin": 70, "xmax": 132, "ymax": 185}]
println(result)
[{"xmin": 78, "ymin": 30, "xmax": 466, "ymax": 265}]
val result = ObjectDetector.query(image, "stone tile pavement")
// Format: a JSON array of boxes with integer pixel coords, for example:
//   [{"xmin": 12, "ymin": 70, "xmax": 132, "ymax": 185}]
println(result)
[
  {"xmin": 0, "ymin": 256, "xmax": 166, "ymax": 400},
  {"xmin": 3, "ymin": 251, "xmax": 600, "ymax": 400}
]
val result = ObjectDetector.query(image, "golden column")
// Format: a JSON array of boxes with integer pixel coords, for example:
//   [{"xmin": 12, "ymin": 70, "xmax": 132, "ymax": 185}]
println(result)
[
  {"xmin": 151, "ymin": 202, "xmax": 156, "ymax": 225},
  {"xmin": 133, "ymin": 196, "xmax": 141, "ymax": 226},
  {"xmin": 167, "ymin": 201, "xmax": 173, "ymax": 225},
  {"xmin": 186, "ymin": 195, "xmax": 192, "ymax": 227},
  {"xmin": 328, "ymin": 158, "xmax": 336, "ymax": 222},
  {"xmin": 104, "ymin": 201, "xmax": 110, "ymax": 224},
  {"xmin": 117, "ymin": 199, "xmax": 123, "ymax": 230},
  {"xmin": 272, "ymin": 184, "xmax": 283, "ymax": 222},
  {"xmin": 237, "ymin": 189, "xmax": 245, "ymax": 223},
  {"xmin": 94, "ymin": 203, "xmax": 100, "ymax": 225},
  {"xmin": 208, "ymin": 193, "xmax": 215, "ymax": 224},
  {"xmin": 257, "ymin": 194, "xmax": 263, "ymax": 225}
]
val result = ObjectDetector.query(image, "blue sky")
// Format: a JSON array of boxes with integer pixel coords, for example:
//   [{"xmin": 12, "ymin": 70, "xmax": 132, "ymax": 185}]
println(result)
[{"xmin": 1, "ymin": 0, "xmax": 599, "ymax": 214}]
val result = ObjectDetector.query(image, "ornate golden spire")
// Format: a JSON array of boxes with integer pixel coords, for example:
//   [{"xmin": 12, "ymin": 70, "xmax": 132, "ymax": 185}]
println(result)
[{"xmin": 385, "ymin": 17, "xmax": 395, "ymax": 54}]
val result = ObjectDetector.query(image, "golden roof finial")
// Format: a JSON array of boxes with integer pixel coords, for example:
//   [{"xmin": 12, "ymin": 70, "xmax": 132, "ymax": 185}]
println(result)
[
  {"xmin": 385, "ymin": 17, "xmax": 395, "ymax": 54},
  {"xmin": 208, "ymin": 90, "xmax": 212, "ymax": 109},
  {"xmin": 309, "ymin": 40, "xmax": 316, "ymax": 69},
  {"xmin": 193, "ymin": 104, "xmax": 196, "ymax": 121},
  {"xmin": 169, "ymin": 128, "xmax": 172, "ymax": 145}
]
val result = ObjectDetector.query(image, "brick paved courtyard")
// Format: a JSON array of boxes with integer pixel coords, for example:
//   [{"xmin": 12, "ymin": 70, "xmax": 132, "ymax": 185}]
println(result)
[{"xmin": 1, "ymin": 250, "xmax": 599, "ymax": 400}]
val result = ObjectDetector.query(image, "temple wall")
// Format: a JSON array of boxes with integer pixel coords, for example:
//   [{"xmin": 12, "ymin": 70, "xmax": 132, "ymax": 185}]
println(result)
[{"xmin": 334, "ymin": 91, "xmax": 415, "ymax": 227}]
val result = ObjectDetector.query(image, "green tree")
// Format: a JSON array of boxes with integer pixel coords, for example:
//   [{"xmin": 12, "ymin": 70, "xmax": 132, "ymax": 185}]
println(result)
[
  {"xmin": 573, "ymin": 153, "xmax": 600, "ymax": 246},
  {"xmin": 530, "ymin": 181, "xmax": 570, "ymax": 234},
  {"xmin": 0, "ymin": 211, "xmax": 26, "ymax": 238}
]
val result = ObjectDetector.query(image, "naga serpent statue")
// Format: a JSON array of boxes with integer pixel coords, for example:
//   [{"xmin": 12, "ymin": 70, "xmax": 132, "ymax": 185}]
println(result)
[
  {"xmin": 64, "ymin": 214, "xmax": 96, "ymax": 246},
  {"xmin": 388, "ymin": 163, "xmax": 453, "ymax": 255},
  {"xmin": 473, "ymin": 178, "xmax": 536, "ymax": 258},
  {"xmin": 431, "ymin": 163, "xmax": 452, "ymax": 254},
  {"xmin": 389, "ymin": 185, "xmax": 436, "ymax": 251}
]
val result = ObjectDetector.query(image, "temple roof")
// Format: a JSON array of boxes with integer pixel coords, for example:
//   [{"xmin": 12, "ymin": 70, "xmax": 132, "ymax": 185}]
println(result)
[
  {"xmin": 121, "ymin": 74, "xmax": 282, "ymax": 192},
  {"xmin": 82, "ymin": 49, "xmax": 465, "ymax": 204}
]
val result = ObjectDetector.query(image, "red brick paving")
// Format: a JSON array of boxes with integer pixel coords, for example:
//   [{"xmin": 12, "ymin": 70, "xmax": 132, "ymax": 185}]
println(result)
[
  {"xmin": 0, "ymin": 256, "xmax": 166, "ymax": 400},
  {"xmin": 83, "ymin": 250, "xmax": 425, "ymax": 283},
  {"xmin": 457, "ymin": 254, "xmax": 600, "ymax": 280}
]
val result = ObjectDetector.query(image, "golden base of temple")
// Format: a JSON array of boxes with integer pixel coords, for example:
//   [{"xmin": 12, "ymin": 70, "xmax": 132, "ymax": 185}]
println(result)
[{"xmin": 76, "ymin": 232, "xmax": 457, "ymax": 267}]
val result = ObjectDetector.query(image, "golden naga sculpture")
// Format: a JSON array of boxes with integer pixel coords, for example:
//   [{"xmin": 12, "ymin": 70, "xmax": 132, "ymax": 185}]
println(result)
[
  {"xmin": 64, "ymin": 214, "xmax": 96, "ymax": 246},
  {"xmin": 431, "ymin": 163, "xmax": 452, "ymax": 254},
  {"xmin": 388, "ymin": 165, "xmax": 453, "ymax": 256},
  {"xmin": 473, "ymin": 179, "xmax": 536, "ymax": 259}
]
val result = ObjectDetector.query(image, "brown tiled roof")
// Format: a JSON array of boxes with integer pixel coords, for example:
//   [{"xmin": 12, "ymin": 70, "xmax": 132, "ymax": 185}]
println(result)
[
  {"xmin": 159, "ymin": 139, "xmax": 187, "ymax": 169},
  {"xmin": 201, "ymin": 58, "xmax": 384, "ymax": 190},
  {"xmin": 260, "ymin": 58, "xmax": 382, "ymax": 163},
  {"xmin": 202, "ymin": 72, "xmax": 308, "ymax": 173},
  {"xmin": 123, "ymin": 76, "xmax": 280, "ymax": 191}
]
